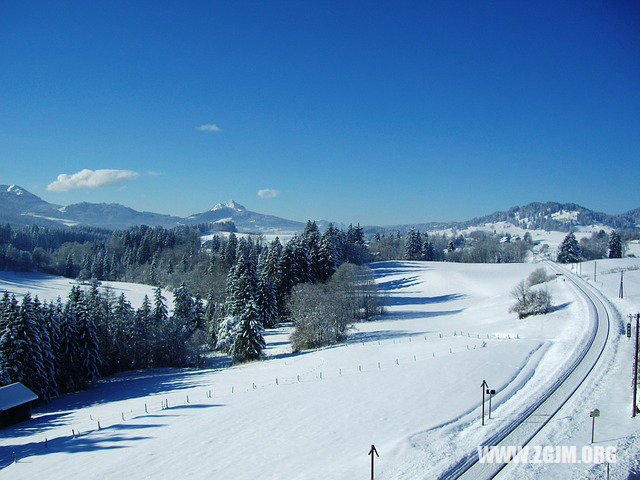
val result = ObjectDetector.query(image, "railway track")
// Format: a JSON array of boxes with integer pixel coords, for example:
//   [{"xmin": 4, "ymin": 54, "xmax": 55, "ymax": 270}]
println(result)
[{"xmin": 438, "ymin": 261, "xmax": 612, "ymax": 479}]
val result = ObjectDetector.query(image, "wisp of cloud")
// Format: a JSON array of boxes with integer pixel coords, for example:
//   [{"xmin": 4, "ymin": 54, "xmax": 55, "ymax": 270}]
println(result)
[{"xmin": 257, "ymin": 189, "xmax": 280, "ymax": 199}]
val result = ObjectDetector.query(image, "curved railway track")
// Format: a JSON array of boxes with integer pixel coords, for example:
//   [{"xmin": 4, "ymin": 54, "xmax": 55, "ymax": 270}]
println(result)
[{"xmin": 438, "ymin": 261, "xmax": 612, "ymax": 479}]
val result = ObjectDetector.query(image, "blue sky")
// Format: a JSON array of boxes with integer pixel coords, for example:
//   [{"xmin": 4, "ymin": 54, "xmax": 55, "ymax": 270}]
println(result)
[{"xmin": 1, "ymin": 1, "xmax": 639, "ymax": 225}]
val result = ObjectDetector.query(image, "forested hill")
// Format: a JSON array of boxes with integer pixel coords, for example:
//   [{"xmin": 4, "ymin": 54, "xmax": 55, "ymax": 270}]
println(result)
[{"xmin": 366, "ymin": 202, "xmax": 640, "ymax": 234}]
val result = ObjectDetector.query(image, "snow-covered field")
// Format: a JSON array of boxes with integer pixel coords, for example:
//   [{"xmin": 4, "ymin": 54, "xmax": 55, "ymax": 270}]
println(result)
[
  {"xmin": 0, "ymin": 260, "xmax": 598, "ymax": 479},
  {"xmin": 0, "ymin": 271, "xmax": 174, "ymax": 309}
]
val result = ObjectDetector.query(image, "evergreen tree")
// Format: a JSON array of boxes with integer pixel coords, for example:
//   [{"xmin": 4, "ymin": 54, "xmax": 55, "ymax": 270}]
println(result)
[
  {"xmin": 557, "ymin": 232, "xmax": 581, "ymax": 263},
  {"xmin": 33, "ymin": 297, "xmax": 58, "ymax": 400},
  {"xmin": 276, "ymin": 244, "xmax": 297, "ymax": 316},
  {"xmin": 113, "ymin": 293, "xmax": 135, "ymax": 371},
  {"xmin": 58, "ymin": 287, "xmax": 82, "ymax": 392},
  {"xmin": 608, "ymin": 231, "xmax": 623, "ymax": 258},
  {"xmin": 134, "ymin": 295, "xmax": 153, "ymax": 368},
  {"xmin": 224, "ymin": 233, "xmax": 238, "ymax": 268},
  {"xmin": 0, "ymin": 295, "xmax": 28, "ymax": 386},
  {"xmin": 173, "ymin": 283, "xmax": 195, "ymax": 330},
  {"xmin": 76, "ymin": 290, "xmax": 100, "ymax": 386},
  {"xmin": 230, "ymin": 297, "xmax": 264, "ymax": 363},
  {"xmin": 255, "ymin": 274, "xmax": 277, "ymax": 328},
  {"xmin": 205, "ymin": 290, "xmax": 218, "ymax": 347},
  {"xmin": 404, "ymin": 229, "xmax": 424, "ymax": 260},
  {"xmin": 422, "ymin": 240, "xmax": 435, "ymax": 261},
  {"xmin": 153, "ymin": 286, "xmax": 168, "ymax": 324},
  {"xmin": 227, "ymin": 255, "xmax": 259, "ymax": 316},
  {"xmin": 264, "ymin": 238, "xmax": 283, "ymax": 280},
  {"xmin": 193, "ymin": 293, "xmax": 206, "ymax": 332},
  {"xmin": 317, "ymin": 230, "xmax": 339, "ymax": 283}
]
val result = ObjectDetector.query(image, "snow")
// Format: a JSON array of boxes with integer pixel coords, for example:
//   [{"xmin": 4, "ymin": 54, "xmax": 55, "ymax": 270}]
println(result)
[
  {"xmin": 0, "ymin": 271, "xmax": 174, "ymax": 309},
  {"xmin": 211, "ymin": 200, "xmax": 246, "ymax": 211},
  {"xmin": 432, "ymin": 222, "xmax": 614, "ymax": 259},
  {"xmin": 0, "ymin": 383, "xmax": 38, "ymax": 411},
  {"xmin": 0, "ymin": 261, "xmax": 591, "ymax": 479},
  {"xmin": 21, "ymin": 213, "xmax": 80, "ymax": 227},
  {"xmin": 6, "ymin": 185, "xmax": 23, "ymax": 196},
  {"xmin": 550, "ymin": 210, "xmax": 579, "ymax": 222}
]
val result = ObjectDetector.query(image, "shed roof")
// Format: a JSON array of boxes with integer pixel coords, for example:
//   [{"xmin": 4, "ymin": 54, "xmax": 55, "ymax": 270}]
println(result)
[{"xmin": 0, "ymin": 382, "xmax": 38, "ymax": 412}]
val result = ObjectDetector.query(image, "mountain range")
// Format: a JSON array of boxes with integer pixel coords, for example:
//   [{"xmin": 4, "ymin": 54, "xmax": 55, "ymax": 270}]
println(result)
[{"xmin": 1, "ymin": 184, "xmax": 638, "ymax": 234}]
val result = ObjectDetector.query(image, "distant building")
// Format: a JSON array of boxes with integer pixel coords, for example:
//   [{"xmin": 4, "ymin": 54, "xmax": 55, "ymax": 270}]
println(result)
[{"xmin": 0, "ymin": 382, "xmax": 38, "ymax": 428}]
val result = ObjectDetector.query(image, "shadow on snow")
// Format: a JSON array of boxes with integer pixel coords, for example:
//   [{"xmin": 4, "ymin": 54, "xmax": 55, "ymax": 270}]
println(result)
[{"xmin": 0, "ymin": 404, "xmax": 224, "ymax": 469}]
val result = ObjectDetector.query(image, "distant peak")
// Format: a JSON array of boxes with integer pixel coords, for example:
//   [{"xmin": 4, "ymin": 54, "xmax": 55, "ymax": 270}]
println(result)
[{"xmin": 211, "ymin": 200, "xmax": 246, "ymax": 211}]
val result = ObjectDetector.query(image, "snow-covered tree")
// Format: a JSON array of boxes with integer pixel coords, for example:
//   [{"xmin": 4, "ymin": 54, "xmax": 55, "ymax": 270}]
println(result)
[
  {"xmin": 557, "ymin": 232, "xmax": 581, "ymax": 263},
  {"xmin": 230, "ymin": 301, "xmax": 264, "ymax": 363},
  {"xmin": 76, "ymin": 290, "xmax": 100, "ymax": 386},
  {"xmin": 608, "ymin": 231, "xmax": 623, "ymax": 258},
  {"xmin": 173, "ymin": 283, "xmax": 195, "ymax": 330},
  {"xmin": 255, "ymin": 274, "xmax": 277, "ymax": 328}
]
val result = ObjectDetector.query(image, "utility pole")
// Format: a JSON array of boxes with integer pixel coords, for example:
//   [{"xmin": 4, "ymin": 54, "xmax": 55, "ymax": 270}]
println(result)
[
  {"xmin": 633, "ymin": 313, "xmax": 639, "ymax": 418},
  {"xmin": 368, "ymin": 445, "xmax": 379, "ymax": 480},
  {"xmin": 481, "ymin": 380, "xmax": 488, "ymax": 426},
  {"xmin": 590, "ymin": 409, "xmax": 600, "ymax": 443},
  {"xmin": 619, "ymin": 271, "xmax": 624, "ymax": 299},
  {"xmin": 594, "ymin": 261, "xmax": 597, "ymax": 283}
]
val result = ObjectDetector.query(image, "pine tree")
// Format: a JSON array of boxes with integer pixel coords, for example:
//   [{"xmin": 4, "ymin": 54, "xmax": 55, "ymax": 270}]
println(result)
[
  {"xmin": 230, "ymin": 297, "xmax": 264, "ymax": 363},
  {"xmin": 255, "ymin": 274, "xmax": 277, "ymax": 328},
  {"xmin": 404, "ymin": 229, "xmax": 423, "ymax": 260},
  {"xmin": 134, "ymin": 295, "xmax": 153, "ymax": 368},
  {"xmin": 316, "ymin": 234, "xmax": 337, "ymax": 282},
  {"xmin": 557, "ymin": 232, "xmax": 581, "ymax": 263},
  {"xmin": 20, "ymin": 294, "xmax": 47, "ymax": 395},
  {"xmin": 173, "ymin": 283, "xmax": 195, "ymax": 330},
  {"xmin": 227, "ymin": 255, "xmax": 259, "ymax": 316},
  {"xmin": 205, "ymin": 290, "xmax": 218, "ymax": 347},
  {"xmin": 193, "ymin": 293, "xmax": 205, "ymax": 332},
  {"xmin": 608, "ymin": 231, "xmax": 623, "ymax": 258},
  {"xmin": 153, "ymin": 286, "xmax": 168, "ymax": 324},
  {"xmin": 422, "ymin": 240, "xmax": 435, "ymax": 261},
  {"xmin": 276, "ymin": 244, "xmax": 297, "ymax": 316},
  {"xmin": 113, "ymin": 293, "xmax": 135, "ymax": 371},
  {"xmin": 76, "ymin": 290, "xmax": 100, "ymax": 386},
  {"xmin": 292, "ymin": 237, "xmax": 311, "ymax": 284},
  {"xmin": 0, "ymin": 295, "xmax": 28, "ymax": 386},
  {"xmin": 265, "ymin": 238, "xmax": 283, "ymax": 279},
  {"xmin": 224, "ymin": 233, "xmax": 238, "ymax": 268},
  {"xmin": 33, "ymin": 297, "xmax": 58, "ymax": 401}
]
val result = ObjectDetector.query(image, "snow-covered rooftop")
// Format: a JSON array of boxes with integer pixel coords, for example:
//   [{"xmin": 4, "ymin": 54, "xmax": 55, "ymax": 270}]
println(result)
[{"xmin": 0, "ymin": 382, "xmax": 38, "ymax": 411}]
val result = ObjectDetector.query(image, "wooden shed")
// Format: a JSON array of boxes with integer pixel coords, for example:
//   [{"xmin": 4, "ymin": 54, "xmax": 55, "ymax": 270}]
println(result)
[{"xmin": 0, "ymin": 382, "xmax": 38, "ymax": 428}]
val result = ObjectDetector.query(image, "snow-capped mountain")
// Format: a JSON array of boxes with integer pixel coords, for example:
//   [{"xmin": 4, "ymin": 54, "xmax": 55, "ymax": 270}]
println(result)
[
  {"xmin": 187, "ymin": 200, "xmax": 305, "ymax": 234},
  {"xmin": 0, "ymin": 185, "xmax": 307, "ymax": 233},
  {"xmin": 1, "ymin": 184, "xmax": 638, "ymax": 234},
  {"xmin": 0, "ymin": 184, "xmax": 182, "ymax": 229}
]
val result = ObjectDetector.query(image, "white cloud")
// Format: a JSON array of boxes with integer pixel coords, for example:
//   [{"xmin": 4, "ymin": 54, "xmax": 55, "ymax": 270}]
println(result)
[
  {"xmin": 47, "ymin": 169, "xmax": 139, "ymax": 192},
  {"xmin": 197, "ymin": 123, "xmax": 221, "ymax": 132},
  {"xmin": 147, "ymin": 170, "xmax": 162, "ymax": 177},
  {"xmin": 257, "ymin": 188, "xmax": 280, "ymax": 199}
]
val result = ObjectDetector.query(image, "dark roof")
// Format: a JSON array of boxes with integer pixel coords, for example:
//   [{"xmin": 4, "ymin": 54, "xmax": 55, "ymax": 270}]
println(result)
[{"xmin": 0, "ymin": 382, "xmax": 38, "ymax": 412}]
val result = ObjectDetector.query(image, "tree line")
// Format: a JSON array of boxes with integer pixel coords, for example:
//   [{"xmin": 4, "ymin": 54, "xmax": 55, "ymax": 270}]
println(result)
[
  {"xmin": 0, "ymin": 220, "xmax": 381, "ymax": 399},
  {"xmin": 556, "ymin": 231, "xmax": 623, "ymax": 263},
  {"xmin": 369, "ymin": 228, "xmax": 532, "ymax": 263}
]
